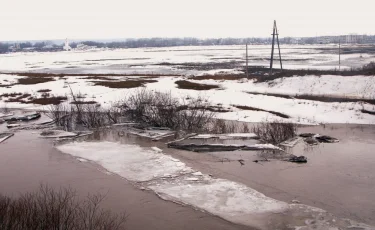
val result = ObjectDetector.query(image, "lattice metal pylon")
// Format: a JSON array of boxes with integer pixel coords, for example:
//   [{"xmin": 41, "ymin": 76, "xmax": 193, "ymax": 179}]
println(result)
[{"xmin": 270, "ymin": 20, "xmax": 283, "ymax": 75}]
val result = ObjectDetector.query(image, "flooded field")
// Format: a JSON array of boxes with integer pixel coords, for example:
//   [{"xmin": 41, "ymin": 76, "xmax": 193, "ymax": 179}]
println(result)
[
  {"xmin": 1, "ymin": 44, "xmax": 375, "ymax": 229},
  {"xmin": 1, "ymin": 114, "xmax": 374, "ymax": 229}
]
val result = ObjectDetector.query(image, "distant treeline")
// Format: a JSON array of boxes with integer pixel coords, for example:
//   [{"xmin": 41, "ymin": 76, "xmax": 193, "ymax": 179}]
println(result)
[
  {"xmin": 72, "ymin": 38, "xmax": 270, "ymax": 49},
  {"xmin": 1, "ymin": 35, "xmax": 375, "ymax": 53}
]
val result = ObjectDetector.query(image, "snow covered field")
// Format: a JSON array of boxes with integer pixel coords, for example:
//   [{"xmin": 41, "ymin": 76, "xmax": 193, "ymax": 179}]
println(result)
[
  {"xmin": 57, "ymin": 141, "xmax": 374, "ymax": 230},
  {"xmin": 0, "ymin": 44, "xmax": 375, "ymax": 124},
  {"xmin": 0, "ymin": 44, "xmax": 374, "ymax": 73}
]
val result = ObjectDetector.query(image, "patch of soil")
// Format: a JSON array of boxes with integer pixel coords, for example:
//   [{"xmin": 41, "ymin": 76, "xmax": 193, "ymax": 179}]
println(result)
[
  {"xmin": 27, "ymin": 96, "xmax": 68, "ymax": 105},
  {"xmin": 5, "ymin": 94, "xmax": 32, "ymax": 103},
  {"xmin": 37, "ymin": 89, "xmax": 52, "ymax": 93},
  {"xmin": 247, "ymin": 91, "xmax": 292, "ymax": 99},
  {"xmin": 70, "ymin": 101, "xmax": 98, "ymax": 105},
  {"xmin": 5, "ymin": 96, "xmax": 67, "ymax": 105},
  {"xmin": 3, "ymin": 72, "xmax": 176, "ymax": 78},
  {"xmin": 189, "ymin": 74, "xmax": 246, "ymax": 81},
  {"xmin": 81, "ymin": 76, "xmax": 117, "ymax": 81},
  {"xmin": 361, "ymin": 109, "xmax": 375, "ymax": 115},
  {"xmin": 155, "ymin": 61, "xmax": 244, "ymax": 71},
  {"xmin": 17, "ymin": 77, "xmax": 55, "ymax": 85},
  {"xmin": 92, "ymin": 79, "xmax": 157, "ymax": 88},
  {"xmin": 175, "ymin": 80, "xmax": 220, "ymax": 90},
  {"xmin": 232, "ymin": 105, "xmax": 290, "ymax": 119}
]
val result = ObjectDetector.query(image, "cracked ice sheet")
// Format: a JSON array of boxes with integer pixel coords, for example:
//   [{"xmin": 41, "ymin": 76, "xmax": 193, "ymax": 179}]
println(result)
[
  {"xmin": 56, "ymin": 141, "xmax": 375, "ymax": 229},
  {"xmin": 56, "ymin": 141, "xmax": 193, "ymax": 182},
  {"xmin": 150, "ymin": 179, "xmax": 288, "ymax": 217},
  {"xmin": 150, "ymin": 179, "xmax": 375, "ymax": 230}
]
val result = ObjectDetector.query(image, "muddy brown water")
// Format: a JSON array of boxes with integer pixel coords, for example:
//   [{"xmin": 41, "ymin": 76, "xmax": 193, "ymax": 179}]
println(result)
[{"xmin": 1, "ymin": 121, "xmax": 375, "ymax": 229}]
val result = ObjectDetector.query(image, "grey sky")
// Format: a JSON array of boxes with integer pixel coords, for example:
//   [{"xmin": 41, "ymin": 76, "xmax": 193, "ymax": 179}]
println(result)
[{"xmin": 0, "ymin": 0, "xmax": 374, "ymax": 41}]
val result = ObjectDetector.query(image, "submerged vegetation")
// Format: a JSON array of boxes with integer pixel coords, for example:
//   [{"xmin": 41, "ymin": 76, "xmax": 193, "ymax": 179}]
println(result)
[
  {"xmin": 49, "ymin": 89, "xmax": 217, "ymax": 132},
  {"xmin": 252, "ymin": 121, "xmax": 297, "ymax": 145},
  {"xmin": 0, "ymin": 185, "xmax": 127, "ymax": 230}
]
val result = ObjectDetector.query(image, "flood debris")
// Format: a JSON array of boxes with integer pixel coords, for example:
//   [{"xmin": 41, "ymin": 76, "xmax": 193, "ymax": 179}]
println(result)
[
  {"xmin": 280, "ymin": 136, "xmax": 301, "ymax": 147},
  {"xmin": 315, "ymin": 135, "xmax": 339, "ymax": 143},
  {"xmin": 40, "ymin": 130, "xmax": 93, "ymax": 139},
  {"xmin": 0, "ymin": 132, "xmax": 14, "ymax": 143},
  {"xmin": 188, "ymin": 133, "xmax": 258, "ymax": 140},
  {"xmin": 168, "ymin": 143, "xmax": 280, "ymax": 152},
  {"xmin": 129, "ymin": 127, "xmax": 175, "ymax": 141},
  {"xmin": 299, "ymin": 133, "xmax": 339, "ymax": 145},
  {"xmin": 0, "ymin": 112, "xmax": 14, "ymax": 119},
  {"xmin": 40, "ymin": 130, "xmax": 78, "ymax": 139},
  {"xmin": 4, "ymin": 112, "xmax": 41, "ymax": 122},
  {"xmin": 238, "ymin": 159, "xmax": 245, "ymax": 166},
  {"xmin": 6, "ymin": 123, "xmax": 21, "ymax": 129},
  {"xmin": 288, "ymin": 155, "xmax": 308, "ymax": 163}
]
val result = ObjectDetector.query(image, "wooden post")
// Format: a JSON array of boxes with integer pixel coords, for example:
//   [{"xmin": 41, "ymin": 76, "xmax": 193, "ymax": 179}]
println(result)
[
  {"xmin": 339, "ymin": 37, "xmax": 341, "ymax": 71},
  {"xmin": 246, "ymin": 43, "xmax": 248, "ymax": 78},
  {"xmin": 276, "ymin": 25, "xmax": 283, "ymax": 71}
]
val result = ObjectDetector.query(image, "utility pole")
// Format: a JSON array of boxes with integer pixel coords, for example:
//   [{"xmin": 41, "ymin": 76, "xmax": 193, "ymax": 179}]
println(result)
[
  {"xmin": 270, "ymin": 20, "xmax": 283, "ymax": 75},
  {"xmin": 246, "ymin": 42, "xmax": 248, "ymax": 78}
]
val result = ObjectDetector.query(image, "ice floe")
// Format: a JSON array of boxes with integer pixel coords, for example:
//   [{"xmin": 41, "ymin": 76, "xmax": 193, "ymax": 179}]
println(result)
[{"xmin": 57, "ymin": 141, "xmax": 193, "ymax": 181}]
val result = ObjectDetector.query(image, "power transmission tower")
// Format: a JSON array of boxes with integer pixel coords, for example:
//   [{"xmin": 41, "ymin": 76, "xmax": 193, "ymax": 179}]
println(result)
[{"xmin": 270, "ymin": 20, "xmax": 283, "ymax": 75}]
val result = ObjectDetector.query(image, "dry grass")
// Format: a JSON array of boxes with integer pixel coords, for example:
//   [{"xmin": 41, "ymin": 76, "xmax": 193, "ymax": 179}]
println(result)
[
  {"xmin": 175, "ymin": 80, "xmax": 220, "ymax": 90},
  {"xmin": 92, "ymin": 79, "xmax": 157, "ymax": 88},
  {"xmin": 5, "ymin": 94, "xmax": 32, "ymax": 103},
  {"xmin": 0, "ymin": 93, "xmax": 23, "ymax": 98},
  {"xmin": 17, "ymin": 76, "xmax": 55, "ymax": 85},
  {"xmin": 233, "ymin": 105, "xmax": 290, "ymax": 119},
  {"xmin": 0, "ymin": 91, "xmax": 67, "ymax": 105},
  {"xmin": 248, "ymin": 62, "xmax": 375, "ymax": 82},
  {"xmin": 247, "ymin": 91, "xmax": 375, "ymax": 105}
]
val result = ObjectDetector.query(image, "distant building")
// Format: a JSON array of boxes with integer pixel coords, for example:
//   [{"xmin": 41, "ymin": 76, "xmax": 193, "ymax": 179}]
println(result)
[
  {"xmin": 63, "ymin": 38, "xmax": 72, "ymax": 51},
  {"xmin": 75, "ymin": 43, "xmax": 96, "ymax": 51},
  {"xmin": 317, "ymin": 37, "xmax": 332, "ymax": 44}
]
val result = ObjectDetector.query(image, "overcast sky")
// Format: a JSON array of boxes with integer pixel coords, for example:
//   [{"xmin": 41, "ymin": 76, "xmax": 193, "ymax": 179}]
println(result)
[{"xmin": 0, "ymin": 0, "xmax": 374, "ymax": 41}]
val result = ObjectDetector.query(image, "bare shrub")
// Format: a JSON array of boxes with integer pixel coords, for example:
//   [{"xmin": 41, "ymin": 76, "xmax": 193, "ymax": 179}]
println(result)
[
  {"xmin": 0, "ymin": 185, "xmax": 127, "ymax": 230},
  {"xmin": 242, "ymin": 123, "xmax": 250, "ymax": 133},
  {"xmin": 209, "ymin": 119, "xmax": 237, "ymax": 134},
  {"xmin": 252, "ymin": 121, "xmax": 296, "ymax": 144},
  {"xmin": 121, "ymin": 89, "xmax": 215, "ymax": 132},
  {"xmin": 0, "ymin": 103, "xmax": 9, "ymax": 114},
  {"xmin": 79, "ymin": 104, "xmax": 106, "ymax": 129}
]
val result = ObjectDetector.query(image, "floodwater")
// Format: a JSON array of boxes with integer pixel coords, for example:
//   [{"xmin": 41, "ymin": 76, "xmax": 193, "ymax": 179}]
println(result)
[{"xmin": 1, "ymin": 120, "xmax": 375, "ymax": 229}]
